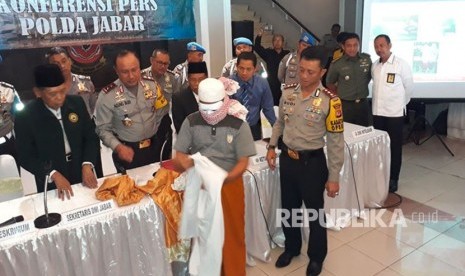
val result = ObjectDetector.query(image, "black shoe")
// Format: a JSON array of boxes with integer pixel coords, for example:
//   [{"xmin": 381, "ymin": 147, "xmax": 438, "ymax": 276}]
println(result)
[
  {"xmin": 389, "ymin": 179, "xmax": 398, "ymax": 193},
  {"xmin": 275, "ymin": 251, "xmax": 299, "ymax": 268},
  {"xmin": 306, "ymin": 260, "xmax": 323, "ymax": 276}
]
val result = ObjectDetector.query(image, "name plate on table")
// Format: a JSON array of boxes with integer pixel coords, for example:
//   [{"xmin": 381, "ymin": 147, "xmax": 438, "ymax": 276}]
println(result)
[
  {"xmin": 62, "ymin": 200, "xmax": 115, "ymax": 225},
  {"xmin": 251, "ymin": 152, "xmax": 280, "ymax": 166},
  {"xmin": 0, "ymin": 220, "xmax": 34, "ymax": 241},
  {"xmin": 352, "ymin": 126, "xmax": 375, "ymax": 139},
  {"xmin": 252, "ymin": 156, "xmax": 267, "ymax": 165}
]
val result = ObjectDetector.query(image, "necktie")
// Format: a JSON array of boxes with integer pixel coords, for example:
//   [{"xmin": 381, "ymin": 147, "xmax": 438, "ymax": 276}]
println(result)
[{"xmin": 239, "ymin": 83, "xmax": 250, "ymax": 121}]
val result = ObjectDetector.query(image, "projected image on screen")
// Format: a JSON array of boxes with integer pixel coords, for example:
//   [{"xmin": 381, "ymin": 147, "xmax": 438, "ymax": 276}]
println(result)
[{"xmin": 362, "ymin": 0, "xmax": 465, "ymax": 99}]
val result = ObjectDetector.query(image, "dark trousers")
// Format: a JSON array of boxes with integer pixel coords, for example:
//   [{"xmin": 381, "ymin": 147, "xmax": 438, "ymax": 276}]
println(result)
[
  {"xmin": 342, "ymin": 99, "xmax": 370, "ymax": 127},
  {"xmin": 279, "ymin": 147, "xmax": 328, "ymax": 263},
  {"xmin": 373, "ymin": 115, "xmax": 404, "ymax": 181},
  {"xmin": 249, "ymin": 121, "xmax": 262, "ymax": 141},
  {"xmin": 113, "ymin": 114, "xmax": 172, "ymax": 172}
]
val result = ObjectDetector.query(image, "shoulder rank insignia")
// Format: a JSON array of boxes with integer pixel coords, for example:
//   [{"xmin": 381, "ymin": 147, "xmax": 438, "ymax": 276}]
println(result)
[
  {"xmin": 332, "ymin": 49, "xmax": 344, "ymax": 63},
  {"xmin": 101, "ymin": 82, "xmax": 117, "ymax": 94},
  {"xmin": 167, "ymin": 69, "xmax": 177, "ymax": 76},
  {"xmin": 361, "ymin": 52, "xmax": 371, "ymax": 58},
  {"xmin": 282, "ymin": 83, "xmax": 299, "ymax": 90},
  {"xmin": 142, "ymin": 75, "xmax": 155, "ymax": 81},
  {"xmin": 322, "ymin": 88, "xmax": 338, "ymax": 99},
  {"xmin": 0, "ymin": 82, "xmax": 14, "ymax": 89}
]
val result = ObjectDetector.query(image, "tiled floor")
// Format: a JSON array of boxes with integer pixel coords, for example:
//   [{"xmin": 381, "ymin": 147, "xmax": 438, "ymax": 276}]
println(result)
[{"xmin": 246, "ymin": 136, "xmax": 465, "ymax": 275}]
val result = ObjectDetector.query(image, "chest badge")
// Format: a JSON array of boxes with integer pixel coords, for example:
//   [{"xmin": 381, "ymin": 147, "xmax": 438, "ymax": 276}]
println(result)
[
  {"xmin": 312, "ymin": 98, "xmax": 322, "ymax": 107},
  {"xmin": 68, "ymin": 113, "xmax": 79, "ymax": 123},
  {"xmin": 122, "ymin": 115, "xmax": 133, "ymax": 127},
  {"xmin": 387, "ymin": 73, "xmax": 395, "ymax": 83}
]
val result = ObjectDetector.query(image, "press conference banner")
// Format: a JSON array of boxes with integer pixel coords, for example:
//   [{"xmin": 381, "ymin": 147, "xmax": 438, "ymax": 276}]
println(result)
[{"xmin": 0, "ymin": 0, "xmax": 195, "ymax": 49}]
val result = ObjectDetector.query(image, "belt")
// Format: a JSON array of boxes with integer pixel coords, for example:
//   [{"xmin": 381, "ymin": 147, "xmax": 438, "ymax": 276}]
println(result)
[
  {"xmin": 342, "ymin": 98, "xmax": 366, "ymax": 103},
  {"xmin": 282, "ymin": 144, "xmax": 323, "ymax": 160},
  {"xmin": 120, "ymin": 135, "xmax": 156, "ymax": 149},
  {"xmin": 65, "ymin": 153, "xmax": 72, "ymax": 162}
]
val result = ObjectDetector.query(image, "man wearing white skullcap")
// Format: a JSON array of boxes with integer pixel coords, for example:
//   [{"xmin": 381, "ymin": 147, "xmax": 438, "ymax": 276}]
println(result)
[{"xmin": 174, "ymin": 78, "xmax": 256, "ymax": 276}]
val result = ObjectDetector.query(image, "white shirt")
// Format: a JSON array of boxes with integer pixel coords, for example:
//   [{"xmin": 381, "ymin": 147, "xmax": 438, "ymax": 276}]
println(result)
[
  {"xmin": 179, "ymin": 153, "xmax": 227, "ymax": 276},
  {"xmin": 371, "ymin": 54, "xmax": 414, "ymax": 117},
  {"xmin": 45, "ymin": 106, "xmax": 71, "ymax": 154}
]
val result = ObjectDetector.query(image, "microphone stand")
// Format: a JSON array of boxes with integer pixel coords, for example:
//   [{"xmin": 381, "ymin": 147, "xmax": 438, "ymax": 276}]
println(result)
[
  {"xmin": 34, "ymin": 165, "xmax": 62, "ymax": 229},
  {"xmin": 153, "ymin": 132, "xmax": 171, "ymax": 176}
]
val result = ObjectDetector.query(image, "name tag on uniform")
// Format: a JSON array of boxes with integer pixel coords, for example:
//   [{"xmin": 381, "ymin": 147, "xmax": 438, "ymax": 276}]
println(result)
[
  {"xmin": 139, "ymin": 139, "xmax": 151, "ymax": 149},
  {"xmin": 387, "ymin": 73, "xmax": 395, "ymax": 83}
]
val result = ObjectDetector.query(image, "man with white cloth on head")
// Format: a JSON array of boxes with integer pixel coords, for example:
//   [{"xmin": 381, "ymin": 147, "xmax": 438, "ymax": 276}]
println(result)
[{"xmin": 174, "ymin": 78, "xmax": 256, "ymax": 276}]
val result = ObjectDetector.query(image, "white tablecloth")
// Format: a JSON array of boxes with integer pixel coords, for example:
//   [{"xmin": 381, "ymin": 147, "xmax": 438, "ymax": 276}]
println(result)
[
  {"xmin": 244, "ymin": 123, "xmax": 391, "ymax": 264},
  {"xmin": 0, "ymin": 165, "xmax": 172, "ymax": 276}
]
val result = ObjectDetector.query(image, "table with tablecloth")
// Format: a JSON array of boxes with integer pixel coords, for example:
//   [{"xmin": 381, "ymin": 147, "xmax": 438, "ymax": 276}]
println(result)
[
  {"xmin": 243, "ymin": 122, "xmax": 391, "ymax": 264},
  {"xmin": 0, "ymin": 164, "xmax": 173, "ymax": 276}
]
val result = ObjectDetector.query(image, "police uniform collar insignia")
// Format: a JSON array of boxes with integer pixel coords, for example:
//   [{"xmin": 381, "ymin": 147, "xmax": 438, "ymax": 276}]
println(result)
[
  {"xmin": 77, "ymin": 82, "xmax": 86, "ymax": 92},
  {"xmin": 68, "ymin": 112, "xmax": 79, "ymax": 123}
]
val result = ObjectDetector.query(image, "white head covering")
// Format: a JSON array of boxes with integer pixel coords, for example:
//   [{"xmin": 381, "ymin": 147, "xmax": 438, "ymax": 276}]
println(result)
[{"xmin": 198, "ymin": 78, "xmax": 225, "ymax": 103}]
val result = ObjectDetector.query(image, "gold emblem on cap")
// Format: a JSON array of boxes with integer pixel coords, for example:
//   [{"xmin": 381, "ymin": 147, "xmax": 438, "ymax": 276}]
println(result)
[
  {"xmin": 345, "ymin": 75, "xmax": 350, "ymax": 80},
  {"xmin": 68, "ymin": 113, "xmax": 79, "ymax": 123},
  {"xmin": 227, "ymin": 134, "xmax": 233, "ymax": 144}
]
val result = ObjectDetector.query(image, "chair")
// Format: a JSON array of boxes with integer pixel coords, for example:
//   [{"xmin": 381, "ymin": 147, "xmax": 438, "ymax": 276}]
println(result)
[
  {"xmin": 0, "ymin": 154, "xmax": 23, "ymax": 202},
  {"xmin": 20, "ymin": 167, "xmax": 37, "ymax": 196}
]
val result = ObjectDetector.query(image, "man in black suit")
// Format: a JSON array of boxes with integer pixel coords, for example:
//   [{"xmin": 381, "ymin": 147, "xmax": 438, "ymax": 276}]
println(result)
[
  {"xmin": 172, "ymin": 62, "xmax": 208, "ymax": 133},
  {"xmin": 15, "ymin": 64, "xmax": 99, "ymax": 199}
]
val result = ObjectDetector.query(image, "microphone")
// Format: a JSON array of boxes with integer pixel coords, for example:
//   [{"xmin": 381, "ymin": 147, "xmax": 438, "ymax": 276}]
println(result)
[
  {"xmin": 34, "ymin": 162, "xmax": 62, "ymax": 229},
  {"xmin": 0, "ymin": 216, "xmax": 24, "ymax": 228}
]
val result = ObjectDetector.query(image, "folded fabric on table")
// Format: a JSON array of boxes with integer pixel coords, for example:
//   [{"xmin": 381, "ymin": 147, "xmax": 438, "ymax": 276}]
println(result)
[{"xmin": 95, "ymin": 174, "xmax": 145, "ymax": 206}]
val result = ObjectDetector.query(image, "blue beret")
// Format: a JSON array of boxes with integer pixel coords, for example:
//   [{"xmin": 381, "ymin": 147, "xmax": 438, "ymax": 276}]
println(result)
[
  {"xmin": 299, "ymin": 32, "xmax": 317, "ymax": 46},
  {"xmin": 233, "ymin": 37, "xmax": 253, "ymax": 46},
  {"xmin": 187, "ymin": 42, "xmax": 206, "ymax": 53}
]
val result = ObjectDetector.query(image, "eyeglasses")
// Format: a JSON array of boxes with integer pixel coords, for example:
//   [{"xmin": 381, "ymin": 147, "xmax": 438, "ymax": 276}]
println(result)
[{"xmin": 154, "ymin": 60, "xmax": 170, "ymax": 67}]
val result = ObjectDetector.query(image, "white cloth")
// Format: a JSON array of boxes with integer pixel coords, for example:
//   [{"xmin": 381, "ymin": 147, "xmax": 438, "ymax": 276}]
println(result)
[
  {"xmin": 371, "ymin": 54, "xmax": 414, "ymax": 117},
  {"xmin": 179, "ymin": 153, "xmax": 227, "ymax": 276},
  {"xmin": 45, "ymin": 106, "xmax": 71, "ymax": 154}
]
